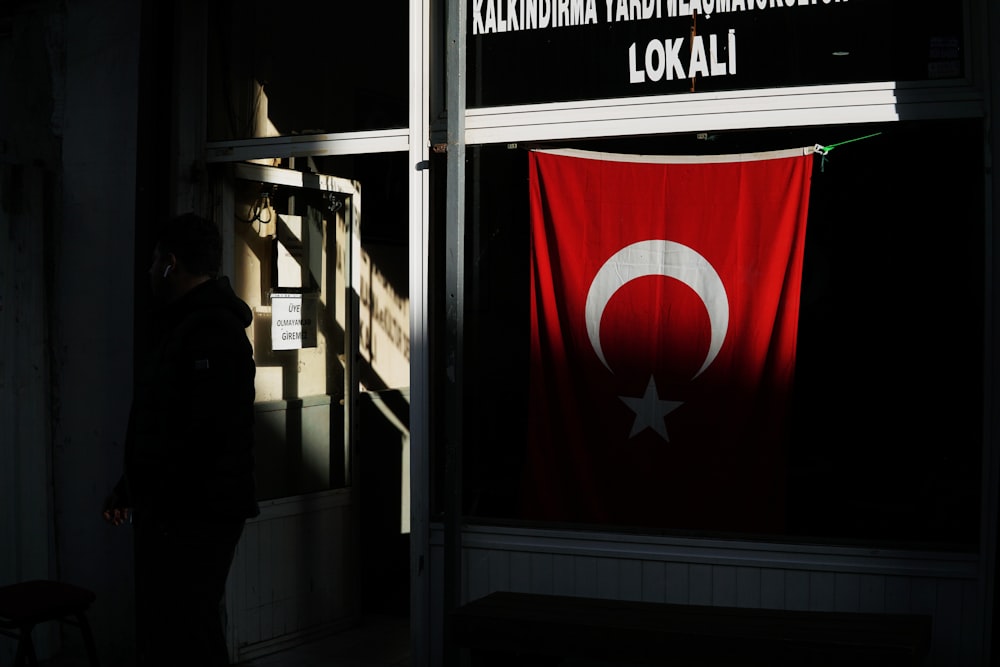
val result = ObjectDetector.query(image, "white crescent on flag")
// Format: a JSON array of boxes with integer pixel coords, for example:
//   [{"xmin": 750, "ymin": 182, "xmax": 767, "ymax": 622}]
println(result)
[{"xmin": 584, "ymin": 239, "xmax": 730, "ymax": 379}]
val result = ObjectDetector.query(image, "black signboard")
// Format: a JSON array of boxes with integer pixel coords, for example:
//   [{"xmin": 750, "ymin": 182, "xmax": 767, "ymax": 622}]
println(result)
[{"xmin": 468, "ymin": 0, "xmax": 964, "ymax": 107}]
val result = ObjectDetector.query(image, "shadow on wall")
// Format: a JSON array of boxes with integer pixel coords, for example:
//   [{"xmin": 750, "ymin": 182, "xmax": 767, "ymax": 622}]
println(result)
[{"xmin": 359, "ymin": 388, "xmax": 410, "ymax": 616}]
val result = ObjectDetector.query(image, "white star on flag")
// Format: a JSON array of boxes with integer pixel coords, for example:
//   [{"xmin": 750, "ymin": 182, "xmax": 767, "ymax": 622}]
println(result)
[{"xmin": 619, "ymin": 376, "xmax": 684, "ymax": 441}]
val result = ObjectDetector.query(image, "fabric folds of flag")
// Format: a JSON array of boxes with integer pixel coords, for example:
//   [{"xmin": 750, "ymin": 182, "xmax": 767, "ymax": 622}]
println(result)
[{"xmin": 525, "ymin": 147, "xmax": 814, "ymax": 533}]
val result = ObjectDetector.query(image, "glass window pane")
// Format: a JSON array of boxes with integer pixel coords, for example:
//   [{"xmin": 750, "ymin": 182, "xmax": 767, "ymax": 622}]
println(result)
[
  {"xmin": 208, "ymin": 0, "xmax": 408, "ymax": 140},
  {"xmin": 468, "ymin": 0, "xmax": 966, "ymax": 107},
  {"xmin": 462, "ymin": 119, "xmax": 983, "ymax": 547},
  {"xmin": 226, "ymin": 153, "xmax": 411, "ymax": 500}
]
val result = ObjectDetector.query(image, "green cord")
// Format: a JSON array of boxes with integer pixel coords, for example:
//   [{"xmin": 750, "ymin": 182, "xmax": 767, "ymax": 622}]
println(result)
[
  {"xmin": 818, "ymin": 131, "xmax": 883, "ymax": 154},
  {"xmin": 816, "ymin": 132, "xmax": 883, "ymax": 172}
]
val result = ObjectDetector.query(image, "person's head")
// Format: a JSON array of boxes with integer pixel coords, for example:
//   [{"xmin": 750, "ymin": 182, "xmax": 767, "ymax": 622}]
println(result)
[{"xmin": 148, "ymin": 213, "xmax": 222, "ymax": 302}]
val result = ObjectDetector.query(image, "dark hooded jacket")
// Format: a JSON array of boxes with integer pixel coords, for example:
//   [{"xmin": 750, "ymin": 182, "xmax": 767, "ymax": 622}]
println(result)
[{"xmin": 116, "ymin": 276, "xmax": 259, "ymax": 521}]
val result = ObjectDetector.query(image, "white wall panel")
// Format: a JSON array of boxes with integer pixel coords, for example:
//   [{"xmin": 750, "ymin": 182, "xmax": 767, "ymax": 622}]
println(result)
[
  {"xmin": 712, "ymin": 566, "xmax": 737, "ymax": 607},
  {"xmin": 859, "ymin": 573, "xmax": 886, "ymax": 612},
  {"xmin": 736, "ymin": 566, "xmax": 761, "ymax": 608},
  {"xmin": 664, "ymin": 562, "xmax": 688, "ymax": 605},
  {"xmin": 437, "ymin": 524, "xmax": 983, "ymax": 666},
  {"xmin": 640, "ymin": 561, "xmax": 665, "ymax": 603},
  {"xmin": 553, "ymin": 554, "xmax": 575, "ymax": 596},
  {"xmin": 532, "ymin": 553, "xmax": 555, "ymax": 594},
  {"xmin": 226, "ymin": 490, "xmax": 357, "ymax": 663},
  {"xmin": 596, "ymin": 558, "xmax": 620, "ymax": 600},
  {"xmin": 689, "ymin": 564, "xmax": 713, "ymax": 606},
  {"xmin": 833, "ymin": 573, "xmax": 859, "ymax": 612},
  {"xmin": 574, "ymin": 557, "xmax": 598, "ymax": 598}
]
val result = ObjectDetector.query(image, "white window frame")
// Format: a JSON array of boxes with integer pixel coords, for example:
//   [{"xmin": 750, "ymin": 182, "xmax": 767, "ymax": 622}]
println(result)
[{"xmin": 464, "ymin": 80, "xmax": 985, "ymax": 145}]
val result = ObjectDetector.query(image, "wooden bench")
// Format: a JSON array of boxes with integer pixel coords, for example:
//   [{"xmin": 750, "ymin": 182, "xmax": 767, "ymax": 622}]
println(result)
[{"xmin": 450, "ymin": 591, "xmax": 931, "ymax": 666}]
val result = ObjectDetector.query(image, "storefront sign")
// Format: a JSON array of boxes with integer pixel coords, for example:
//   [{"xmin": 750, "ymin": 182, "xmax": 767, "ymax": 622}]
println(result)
[
  {"xmin": 468, "ymin": 0, "xmax": 963, "ymax": 106},
  {"xmin": 271, "ymin": 293, "xmax": 318, "ymax": 351}
]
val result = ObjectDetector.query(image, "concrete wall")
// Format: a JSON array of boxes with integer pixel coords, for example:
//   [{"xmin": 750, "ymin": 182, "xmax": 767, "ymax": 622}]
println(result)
[
  {"xmin": 1, "ymin": 1, "xmax": 140, "ymax": 664},
  {"xmin": 1, "ymin": 5, "xmax": 66, "ymax": 665},
  {"xmin": 55, "ymin": 2, "xmax": 140, "ymax": 664}
]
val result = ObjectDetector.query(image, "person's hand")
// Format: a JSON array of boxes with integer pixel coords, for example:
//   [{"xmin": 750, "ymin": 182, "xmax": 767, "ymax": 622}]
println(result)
[{"xmin": 102, "ymin": 494, "xmax": 132, "ymax": 527}]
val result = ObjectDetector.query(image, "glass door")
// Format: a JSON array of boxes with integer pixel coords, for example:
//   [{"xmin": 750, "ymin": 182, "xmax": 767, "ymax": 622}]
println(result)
[{"xmin": 221, "ymin": 161, "xmax": 363, "ymax": 660}]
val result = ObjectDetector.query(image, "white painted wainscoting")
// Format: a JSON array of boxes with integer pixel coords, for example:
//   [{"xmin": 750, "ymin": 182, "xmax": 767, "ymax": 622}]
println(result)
[
  {"xmin": 431, "ymin": 524, "xmax": 983, "ymax": 666},
  {"xmin": 226, "ymin": 489, "xmax": 359, "ymax": 663}
]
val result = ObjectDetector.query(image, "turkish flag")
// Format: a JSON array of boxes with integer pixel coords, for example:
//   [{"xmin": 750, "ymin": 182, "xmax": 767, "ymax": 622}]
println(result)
[{"xmin": 525, "ymin": 148, "xmax": 813, "ymax": 533}]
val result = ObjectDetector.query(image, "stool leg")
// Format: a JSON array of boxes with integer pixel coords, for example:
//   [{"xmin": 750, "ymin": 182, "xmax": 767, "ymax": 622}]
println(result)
[
  {"xmin": 75, "ymin": 612, "xmax": 100, "ymax": 667},
  {"xmin": 14, "ymin": 626, "xmax": 39, "ymax": 667}
]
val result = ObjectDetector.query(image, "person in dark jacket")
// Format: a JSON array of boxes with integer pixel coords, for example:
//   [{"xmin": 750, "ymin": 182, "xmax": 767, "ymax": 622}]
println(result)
[{"xmin": 104, "ymin": 212, "xmax": 258, "ymax": 666}]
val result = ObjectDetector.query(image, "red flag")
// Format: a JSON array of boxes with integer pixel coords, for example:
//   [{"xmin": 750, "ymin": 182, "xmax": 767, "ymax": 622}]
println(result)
[{"xmin": 525, "ymin": 148, "xmax": 813, "ymax": 533}]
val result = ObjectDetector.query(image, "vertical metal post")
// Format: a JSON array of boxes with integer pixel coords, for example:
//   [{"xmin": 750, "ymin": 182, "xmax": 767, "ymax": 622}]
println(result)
[
  {"xmin": 980, "ymin": 0, "xmax": 1000, "ymax": 660},
  {"xmin": 409, "ymin": 0, "xmax": 433, "ymax": 663},
  {"xmin": 444, "ymin": 0, "xmax": 467, "ymax": 665},
  {"xmin": 345, "ymin": 191, "xmax": 361, "ymax": 489},
  {"xmin": 346, "ymin": 188, "xmax": 362, "ymax": 618}
]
